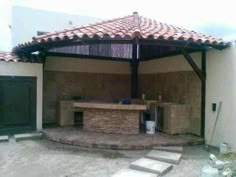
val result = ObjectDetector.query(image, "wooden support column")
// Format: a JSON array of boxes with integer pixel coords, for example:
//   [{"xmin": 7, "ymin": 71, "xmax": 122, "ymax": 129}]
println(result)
[
  {"xmin": 201, "ymin": 50, "xmax": 206, "ymax": 138},
  {"xmin": 182, "ymin": 49, "xmax": 205, "ymax": 81},
  {"xmin": 182, "ymin": 48, "xmax": 206, "ymax": 138},
  {"xmin": 131, "ymin": 41, "xmax": 139, "ymax": 98},
  {"xmin": 40, "ymin": 50, "xmax": 47, "ymax": 69}
]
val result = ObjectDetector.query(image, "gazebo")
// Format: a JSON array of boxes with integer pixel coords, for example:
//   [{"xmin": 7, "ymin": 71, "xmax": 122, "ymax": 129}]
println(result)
[{"xmin": 13, "ymin": 12, "xmax": 229, "ymax": 139}]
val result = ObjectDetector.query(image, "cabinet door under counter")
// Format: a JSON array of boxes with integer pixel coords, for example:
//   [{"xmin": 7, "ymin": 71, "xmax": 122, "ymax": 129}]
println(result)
[
  {"xmin": 146, "ymin": 101, "xmax": 191, "ymax": 135},
  {"xmin": 162, "ymin": 104, "xmax": 190, "ymax": 134}
]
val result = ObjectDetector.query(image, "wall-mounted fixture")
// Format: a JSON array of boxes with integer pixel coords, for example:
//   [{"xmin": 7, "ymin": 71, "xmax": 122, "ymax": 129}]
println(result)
[{"xmin": 212, "ymin": 103, "xmax": 217, "ymax": 112}]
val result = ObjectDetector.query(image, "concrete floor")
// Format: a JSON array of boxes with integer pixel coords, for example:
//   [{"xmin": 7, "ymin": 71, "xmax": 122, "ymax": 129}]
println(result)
[{"xmin": 0, "ymin": 138, "xmax": 221, "ymax": 177}]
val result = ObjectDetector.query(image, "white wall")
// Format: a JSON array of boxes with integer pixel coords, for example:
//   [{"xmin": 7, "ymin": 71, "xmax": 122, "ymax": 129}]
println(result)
[
  {"xmin": 45, "ymin": 57, "xmax": 131, "ymax": 74},
  {"xmin": 11, "ymin": 6, "xmax": 100, "ymax": 47},
  {"xmin": 0, "ymin": 0, "xmax": 12, "ymax": 51},
  {"xmin": 206, "ymin": 44, "xmax": 236, "ymax": 150},
  {"xmin": 139, "ymin": 52, "xmax": 201, "ymax": 73},
  {"xmin": 0, "ymin": 61, "xmax": 43, "ymax": 130},
  {"xmin": 45, "ymin": 53, "xmax": 202, "ymax": 75}
]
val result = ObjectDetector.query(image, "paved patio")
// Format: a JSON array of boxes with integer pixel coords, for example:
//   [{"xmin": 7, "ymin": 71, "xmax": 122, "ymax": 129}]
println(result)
[
  {"xmin": 0, "ymin": 138, "xmax": 224, "ymax": 177},
  {"xmin": 43, "ymin": 127, "xmax": 204, "ymax": 150}
]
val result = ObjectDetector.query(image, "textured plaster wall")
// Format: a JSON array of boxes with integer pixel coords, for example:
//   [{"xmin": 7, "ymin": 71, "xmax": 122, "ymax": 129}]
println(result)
[
  {"xmin": 0, "ymin": 61, "xmax": 43, "ymax": 130},
  {"xmin": 205, "ymin": 44, "xmax": 236, "ymax": 150}
]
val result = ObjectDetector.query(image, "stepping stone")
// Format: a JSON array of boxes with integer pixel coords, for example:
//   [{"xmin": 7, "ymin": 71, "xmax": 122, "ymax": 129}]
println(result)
[
  {"xmin": 130, "ymin": 158, "xmax": 173, "ymax": 175},
  {"xmin": 0, "ymin": 135, "xmax": 9, "ymax": 142},
  {"xmin": 146, "ymin": 150, "xmax": 182, "ymax": 164},
  {"xmin": 14, "ymin": 132, "xmax": 42, "ymax": 142},
  {"xmin": 153, "ymin": 146, "xmax": 184, "ymax": 153},
  {"xmin": 111, "ymin": 168, "xmax": 158, "ymax": 177}
]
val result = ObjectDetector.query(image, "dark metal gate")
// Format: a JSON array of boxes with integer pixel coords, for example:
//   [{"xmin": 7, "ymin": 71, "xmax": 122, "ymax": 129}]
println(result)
[{"xmin": 0, "ymin": 76, "xmax": 36, "ymax": 135}]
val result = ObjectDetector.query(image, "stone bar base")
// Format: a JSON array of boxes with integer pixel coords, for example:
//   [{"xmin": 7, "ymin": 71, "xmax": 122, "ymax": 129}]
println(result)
[{"xmin": 83, "ymin": 108, "xmax": 140, "ymax": 134}]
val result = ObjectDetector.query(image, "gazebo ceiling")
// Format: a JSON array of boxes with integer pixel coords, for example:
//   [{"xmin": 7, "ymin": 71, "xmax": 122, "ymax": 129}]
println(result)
[{"xmin": 13, "ymin": 12, "xmax": 229, "ymax": 54}]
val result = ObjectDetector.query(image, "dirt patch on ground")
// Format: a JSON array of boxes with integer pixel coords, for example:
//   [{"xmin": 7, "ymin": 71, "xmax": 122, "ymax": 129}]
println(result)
[
  {"xmin": 220, "ymin": 152, "xmax": 236, "ymax": 161},
  {"xmin": 102, "ymin": 151, "xmax": 125, "ymax": 159}
]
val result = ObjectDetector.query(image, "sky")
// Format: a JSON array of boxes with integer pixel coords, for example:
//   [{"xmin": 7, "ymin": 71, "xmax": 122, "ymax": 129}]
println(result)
[
  {"xmin": 11, "ymin": 0, "xmax": 236, "ymax": 29},
  {"xmin": 0, "ymin": 0, "xmax": 236, "ymax": 51}
]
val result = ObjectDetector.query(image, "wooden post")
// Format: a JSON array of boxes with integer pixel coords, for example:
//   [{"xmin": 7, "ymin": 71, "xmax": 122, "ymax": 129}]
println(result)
[
  {"xmin": 182, "ymin": 49, "xmax": 205, "ymax": 81},
  {"xmin": 201, "ymin": 50, "xmax": 206, "ymax": 138},
  {"xmin": 131, "ymin": 41, "xmax": 139, "ymax": 98},
  {"xmin": 182, "ymin": 48, "xmax": 206, "ymax": 138}
]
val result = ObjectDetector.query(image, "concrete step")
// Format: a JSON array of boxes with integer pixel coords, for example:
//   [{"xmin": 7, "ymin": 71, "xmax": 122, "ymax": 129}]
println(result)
[
  {"xmin": 14, "ymin": 132, "xmax": 42, "ymax": 142},
  {"xmin": 146, "ymin": 150, "xmax": 182, "ymax": 164},
  {"xmin": 130, "ymin": 158, "xmax": 173, "ymax": 175},
  {"xmin": 0, "ymin": 135, "xmax": 9, "ymax": 142},
  {"xmin": 153, "ymin": 146, "xmax": 184, "ymax": 153},
  {"xmin": 111, "ymin": 168, "xmax": 158, "ymax": 177}
]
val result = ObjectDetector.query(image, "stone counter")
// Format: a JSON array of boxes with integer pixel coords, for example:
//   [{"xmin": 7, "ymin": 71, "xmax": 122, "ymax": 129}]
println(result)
[
  {"xmin": 73, "ymin": 102, "xmax": 146, "ymax": 110},
  {"xmin": 82, "ymin": 108, "xmax": 141, "ymax": 134},
  {"xmin": 59, "ymin": 101, "xmax": 147, "ymax": 134}
]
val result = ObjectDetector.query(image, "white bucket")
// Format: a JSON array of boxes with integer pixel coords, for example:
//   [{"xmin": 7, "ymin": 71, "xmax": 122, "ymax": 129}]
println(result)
[
  {"xmin": 200, "ymin": 165, "xmax": 219, "ymax": 177},
  {"xmin": 220, "ymin": 143, "xmax": 230, "ymax": 154},
  {"xmin": 146, "ymin": 121, "xmax": 155, "ymax": 134}
]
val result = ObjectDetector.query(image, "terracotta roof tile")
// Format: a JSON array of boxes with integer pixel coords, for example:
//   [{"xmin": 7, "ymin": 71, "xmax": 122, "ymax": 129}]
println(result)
[
  {"xmin": 0, "ymin": 51, "xmax": 21, "ymax": 62},
  {"xmin": 13, "ymin": 13, "xmax": 228, "ymax": 52}
]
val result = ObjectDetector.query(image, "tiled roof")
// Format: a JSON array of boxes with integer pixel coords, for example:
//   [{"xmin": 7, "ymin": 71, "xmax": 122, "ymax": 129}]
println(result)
[
  {"xmin": 0, "ymin": 51, "xmax": 20, "ymax": 62},
  {"xmin": 13, "ymin": 12, "xmax": 228, "ymax": 52}
]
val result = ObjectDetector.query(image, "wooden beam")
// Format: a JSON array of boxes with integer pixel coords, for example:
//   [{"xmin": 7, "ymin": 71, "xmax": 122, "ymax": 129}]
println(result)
[
  {"xmin": 181, "ymin": 49, "xmax": 205, "ymax": 81},
  {"xmin": 46, "ymin": 52, "xmax": 131, "ymax": 62},
  {"xmin": 139, "ymin": 39, "xmax": 228, "ymax": 50},
  {"xmin": 39, "ymin": 50, "xmax": 47, "ymax": 68},
  {"xmin": 201, "ymin": 50, "xmax": 206, "ymax": 138},
  {"xmin": 131, "ymin": 41, "xmax": 139, "ymax": 98},
  {"xmin": 139, "ymin": 39, "xmax": 205, "ymax": 49}
]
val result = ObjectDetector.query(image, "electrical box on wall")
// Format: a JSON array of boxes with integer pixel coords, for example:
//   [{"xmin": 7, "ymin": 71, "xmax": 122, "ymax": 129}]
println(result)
[{"xmin": 212, "ymin": 103, "xmax": 217, "ymax": 112}]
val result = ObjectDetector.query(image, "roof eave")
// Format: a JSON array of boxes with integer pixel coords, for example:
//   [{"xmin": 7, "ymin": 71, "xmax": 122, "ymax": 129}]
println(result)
[{"xmin": 13, "ymin": 38, "xmax": 230, "ymax": 55}]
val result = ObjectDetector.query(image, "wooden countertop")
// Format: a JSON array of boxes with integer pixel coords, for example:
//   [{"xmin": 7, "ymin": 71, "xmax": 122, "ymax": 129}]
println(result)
[{"xmin": 73, "ymin": 102, "xmax": 147, "ymax": 111}]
